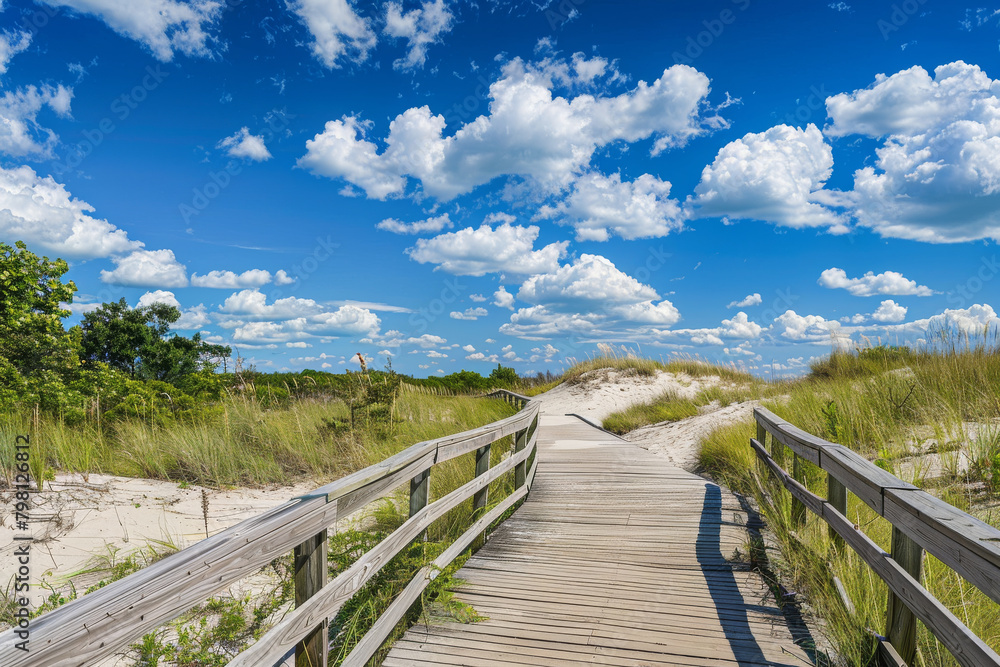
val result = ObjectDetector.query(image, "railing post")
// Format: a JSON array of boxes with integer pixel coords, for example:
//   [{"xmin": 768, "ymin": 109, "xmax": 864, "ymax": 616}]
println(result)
[
  {"xmin": 885, "ymin": 526, "xmax": 923, "ymax": 665},
  {"xmin": 410, "ymin": 468, "xmax": 431, "ymax": 519},
  {"xmin": 792, "ymin": 454, "xmax": 806, "ymax": 526},
  {"xmin": 472, "ymin": 443, "xmax": 491, "ymax": 548},
  {"xmin": 755, "ymin": 421, "xmax": 767, "ymax": 478},
  {"xmin": 827, "ymin": 473, "xmax": 847, "ymax": 550},
  {"xmin": 294, "ymin": 530, "xmax": 329, "ymax": 667},
  {"xmin": 514, "ymin": 427, "xmax": 528, "ymax": 489}
]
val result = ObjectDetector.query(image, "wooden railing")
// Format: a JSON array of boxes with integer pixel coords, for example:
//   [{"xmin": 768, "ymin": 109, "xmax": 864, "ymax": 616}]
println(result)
[
  {"xmin": 0, "ymin": 389, "xmax": 538, "ymax": 667},
  {"xmin": 752, "ymin": 407, "xmax": 1000, "ymax": 667}
]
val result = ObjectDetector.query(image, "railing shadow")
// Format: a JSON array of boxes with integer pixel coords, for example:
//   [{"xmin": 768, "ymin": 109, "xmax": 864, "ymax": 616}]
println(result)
[{"xmin": 696, "ymin": 483, "xmax": 803, "ymax": 667}]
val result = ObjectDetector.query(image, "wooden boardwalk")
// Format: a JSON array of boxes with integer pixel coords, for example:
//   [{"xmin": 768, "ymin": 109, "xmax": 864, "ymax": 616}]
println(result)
[{"xmin": 384, "ymin": 413, "xmax": 816, "ymax": 666}]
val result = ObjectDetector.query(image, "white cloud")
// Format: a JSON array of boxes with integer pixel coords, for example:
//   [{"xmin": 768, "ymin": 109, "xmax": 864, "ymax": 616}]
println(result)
[
  {"xmin": 274, "ymin": 270, "xmax": 296, "ymax": 285},
  {"xmin": 828, "ymin": 62, "xmax": 1000, "ymax": 242},
  {"xmin": 872, "ymin": 299, "xmax": 907, "ymax": 323},
  {"xmin": 719, "ymin": 312, "xmax": 763, "ymax": 338},
  {"xmin": 462, "ymin": 344, "xmax": 475, "ymax": 352},
  {"xmin": 502, "ymin": 254, "xmax": 680, "ymax": 338},
  {"xmin": 534, "ymin": 171, "xmax": 683, "ymax": 241},
  {"xmin": 0, "ymin": 165, "xmax": 140, "ymax": 258},
  {"xmin": 691, "ymin": 124, "xmax": 847, "ymax": 232},
  {"xmin": 493, "ymin": 285, "xmax": 515, "ymax": 310},
  {"xmin": 376, "ymin": 212, "xmax": 452, "ymax": 234},
  {"xmin": 0, "ymin": 84, "xmax": 74, "ymax": 157},
  {"xmin": 100, "ymin": 249, "xmax": 188, "ymax": 287},
  {"xmin": 217, "ymin": 127, "xmax": 272, "ymax": 161},
  {"xmin": 772, "ymin": 310, "xmax": 838, "ymax": 341},
  {"xmin": 407, "ymin": 222, "xmax": 567, "ymax": 276},
  {"xmin": 727, "ymin": 293, "xmax": 761, "ymax": 308},
  {"xmin": 137, "ymin": 290, "xmax": 180, "ymax": 309},
  {"xmin": 818, "ymin": 268, "xmax": 934, "ymax": 296},
  {"xmin": 0, "ymin": 30, "xmax": 31, "ymax": 77},
  {"xmin": 191, "ymin": 269, "xmax": 274, "ymax": 289},
  {"xmin": 300, "ymin": 60, "xmax": 721, "ymax": 201},
  {"xmin": 469, "ymin": 293, "xmax": 487, "ymax": 302},
  {"xmin": 39, "ymin": 0, "xmax": 223, "ymax": 61},
  {"xmin": 450, "ymin": 307, "xmax": 488, "ymax": 321},
  {"xmin": 383, "ymin": 0, "xmax": 453, "ymax": 70},
  {"xmin": 287, "ymin": 341, "xmax": 310, "ymax": 348},
  {"xmin": 286, "ymin": 0, "xmax": 376, "ymax": 68},
  {"xmin": 466, "ymin": 351, "xmax": 499, "ymax": 363}
]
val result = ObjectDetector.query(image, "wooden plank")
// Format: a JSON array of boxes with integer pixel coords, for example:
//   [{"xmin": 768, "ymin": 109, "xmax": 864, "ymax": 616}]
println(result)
[
  {"xmin": 885, "ymin": 526, "xmax": 923, "ymax": 666},
  {"xmin": 823, "ymin": 501, "xmax": 1000, "ymax": 667},
  {"xmin": 883, "ymin": 487, "xmax": 1000, "ymax": 607},
  {"xmin": 827, "ymin": 472, "xmax": 847, "ymax": 550},
  {"xmin": 340, "ymin": 486, "xmax": 528, "ymax": 666},
  {"xmin": 821, "ymin": 444, "xmax": 915, "ymax": 515},
  {"xmin": 753, "ymin": 406, "xmax": 823, "ymax": 464},
  {"xmin": 750, "ymin": 439, "xmax": 823, "ymax": 516},
  {"xmin": 336, "ymin": 450, "xmax": 435, "ymax": 517},
  {"xmin": 293, "ymin": 530, "xmax": 328, "ymax": 667},
  {"xmin": 229, "ymin": 443, "xmax": 535, "ymax": 666}
]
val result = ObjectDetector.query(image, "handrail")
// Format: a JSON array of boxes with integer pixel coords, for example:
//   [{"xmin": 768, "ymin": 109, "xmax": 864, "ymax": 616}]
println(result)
[
  {"xmin": 752, "ymin": 406, "xmax": 1000, "ymax": 667},
  {"xmin": 0, "ymin": 393, "xmax": 540, "ymax": 667}
]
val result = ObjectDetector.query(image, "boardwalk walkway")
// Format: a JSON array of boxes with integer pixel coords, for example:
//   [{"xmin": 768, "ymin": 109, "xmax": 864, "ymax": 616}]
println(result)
[{"xmin": 384, "ymin": 413, "xmax": 816, "ymax": 666}]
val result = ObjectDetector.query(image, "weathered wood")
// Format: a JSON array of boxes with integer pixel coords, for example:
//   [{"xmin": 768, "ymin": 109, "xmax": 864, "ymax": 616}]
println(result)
[
  {"xmin": 754, "ymin": 406, "xmax": 822, "ymax": 464},
  {"xmin": 885, "ymin": 526, "xmax": 923, "ymax": 666},
  {"xmin": 755, "ymin": 421, "xmax": 767, "ymax": 478},
  {"xmin": 750, "ymin": 439, "xmax": 824, "ymax": 516},
  {"xmin": 410, "ymin": 468, "xmax": 431, "ymax": 518},
  {"xmin": 514, "ymin": 426, "xmax": 528, "ymax": 490},
  {"xmin": 875, "ymin": 637, "xmax": 907, "ymax": 667},
  {"xmin": 294, "ymin": 530, "xmax": 329, "ymax": 667},
  {"xmin": 341, "ymin": 486, "xmax": 528, "ymax": 667},
  {"xmin": 883, "ymin": 487, "xmax": 1000, "ymax": 607},
  {"xmin": 827, "ymin": 472, "xmax": 847, "ymax": 550},
  {"xmin": 821, "ymin": 444, "xmax": 916, "ymax": 515},
  {"xmin": 473, "ymin": 443, "xmax": 491, "ymax": 517},
  {"xmin": 791, "ymin": 453, "xmax": 806, "ymax": 526},
  {"xmin": 228, "ymin": 443, "xmax": 535, "ymax": 667},
  {"xmin": 0, "ymin": 399, "xmax": 538, "ymax": 667},
  {"xmin": 823, "ymin": 503, "xmax": 1000, "ymax": 666}
]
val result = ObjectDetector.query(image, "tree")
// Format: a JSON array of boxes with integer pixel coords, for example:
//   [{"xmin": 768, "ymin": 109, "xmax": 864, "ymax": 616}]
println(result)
[
  {"xmin": 0, "ymin": 241, "xmax": 79, "ymax": 378},
  {"xmin": 80, "ymin": 299, "xmax": 180, "ymax": 378},
  {"xmin": 489, "ymin": 364, "xmax": 519, "ymax": 387}
]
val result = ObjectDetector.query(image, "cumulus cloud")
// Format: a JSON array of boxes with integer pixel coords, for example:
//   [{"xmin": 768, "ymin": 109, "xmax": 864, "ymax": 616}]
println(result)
[
  {"xmin": 383, "ymin": 0, "xmax": 453, "ymax": 70},
  {"xmin": 727, "ymin": 293, "xmax": 761, "ymax": 308},
  {"xmin": 100, "ymin": 249, "xmax": 188, "ymax": 287},
  {"xmin": 286, "ymin": 0, "xmax": 376, "ymax": 68},
  {"xmin": 0, "ymin": 84, "xmax": 74, "ymax": 157},
  {"xmin": 376, "ymin": 212, "xmax": 452, "ymax": 234},
  {"xmin": 450, "ymin": 307, "xmax": 487, "ymax": 321},
  {"xmin": 0, "ymin": 30, "xmax": 31, "ymax": 77},
  {"xmin": 299, "ymin": 60, "xmax": 721, "ymax": 200},
  {"xmin": 502, "ymin": 254, "xmax": 679, "ymax": 338},
  {"xmin": 39, "ymin": 0, "xmax": 224, "ymax": 61},
  {"xmin": 191, "ymin": 269, "xmax": 274, "ymax": 289},
  {"xmin": 217, "ymin": 127, "xmax": 272, "ymax": 161},
  {"xmin": 137, "ymin": 290, "xmax": 180, "ymax": 309},
  {"xmin": 493, "ymin": 285, "xmax": 515, "ymax": 310},
  {"xmin": 406, "ymin": 222, "xmax": 567, "ymax": 276},
  {"xmin": 691, "ymin": 124, "xmax": 847, "ymax": 232},
  {"xmin": 818, "ymin": 268, "xmax": 934, "ymax": 296},
  {"xmin": 0, "ymin": 165, "xmax": 140, "ymax": 258},
  {"xmin": 772, "ymin": 310, "xmax": 838, "ymax": 341},
  {"xmin": 872, "ymin": 299, "xmax": 907, "ymax": 323},
  {"xmin": 828, "ymin": 62, "xmax": 1000, "ymax": 242},
  {"xmin": 534, "ymin": 171, "xmax": 683, "ymax": 241},
  {"xmin": 220, "ymin": 290, "xmax": 381, "ymax": 341}
]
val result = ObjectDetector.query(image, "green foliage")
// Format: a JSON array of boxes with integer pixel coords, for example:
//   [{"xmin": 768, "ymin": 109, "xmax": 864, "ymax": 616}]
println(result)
[{"xmin": 488, "ymin": 363, "xmax": 519, "ymax": 387}]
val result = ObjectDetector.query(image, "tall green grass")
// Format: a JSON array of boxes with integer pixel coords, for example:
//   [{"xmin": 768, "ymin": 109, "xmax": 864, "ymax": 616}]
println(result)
[
  {"xmin": 0, "ymin": 389, "xmax": 515, "ymax": 488},
  {"xmin": 696, "ymin": 344, "xmax": 1000, "ymax": 665}
]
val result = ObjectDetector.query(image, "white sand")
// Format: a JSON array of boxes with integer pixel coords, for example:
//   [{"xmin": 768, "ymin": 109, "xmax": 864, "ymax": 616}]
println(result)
[
  {"xmin": 0, "ymin": 474, "xmax": 319, "ymax": 607},
  {"xmin": 2, "ymin": 367, "xmax": 760, "ymax": 614},
  {"xmin": 532, "ymin": 368, "xmax": 758, "ymax": 472}
]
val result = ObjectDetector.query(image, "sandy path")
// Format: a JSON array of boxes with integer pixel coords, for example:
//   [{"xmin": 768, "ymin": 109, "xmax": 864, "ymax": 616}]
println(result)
[{"xmin": 532, "ymin": 369, "xmax": 758, "ymax": 473}]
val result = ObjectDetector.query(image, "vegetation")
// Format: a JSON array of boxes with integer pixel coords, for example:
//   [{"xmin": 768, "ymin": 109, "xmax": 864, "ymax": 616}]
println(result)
[{"xmin": 597, "ymin": 340, "xmax": 1000, "ymax": 666}]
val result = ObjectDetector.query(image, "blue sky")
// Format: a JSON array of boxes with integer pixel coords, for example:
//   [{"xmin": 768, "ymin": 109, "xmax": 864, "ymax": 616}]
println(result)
[{"xmin": 2, "ymin": 0, "xmax": 1000, "ymax": 378}]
